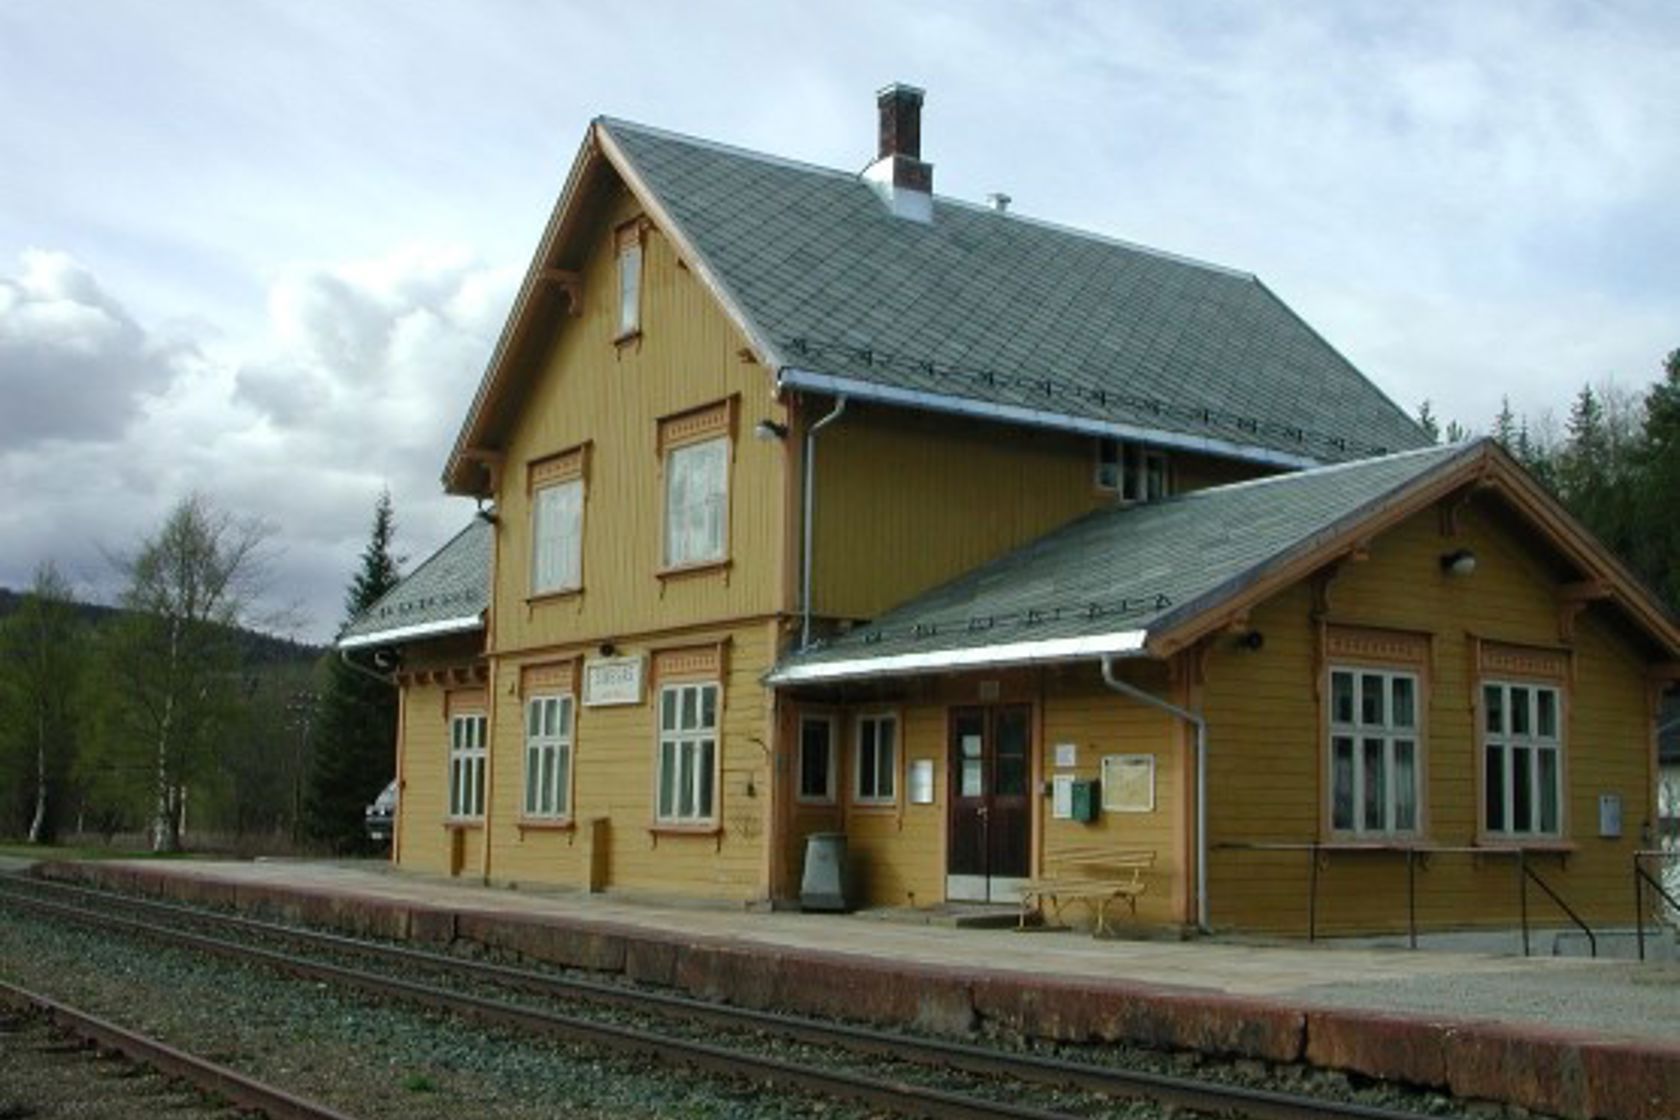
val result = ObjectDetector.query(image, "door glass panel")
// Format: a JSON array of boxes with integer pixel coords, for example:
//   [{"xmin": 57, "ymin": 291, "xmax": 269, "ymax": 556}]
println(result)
[
  {"xmin": 799, "ymin": 719, "xmax": 831, "ymax": 799},
  {"xmin": 961, "ymin": 759, "xmax": 984, "ymax": 797},
  {"xmin": 994, "ymin": 708, "xmax": 1029, "ymax": 797}
]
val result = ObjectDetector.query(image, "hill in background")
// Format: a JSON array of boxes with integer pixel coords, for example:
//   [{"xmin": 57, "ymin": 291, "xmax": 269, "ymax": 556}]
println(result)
[{"xmin": 0, "ymin": 588, "xmax": 323, "ymax": 666}]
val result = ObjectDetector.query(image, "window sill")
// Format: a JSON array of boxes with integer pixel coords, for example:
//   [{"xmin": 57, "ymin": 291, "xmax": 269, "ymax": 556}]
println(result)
[
  {"xmin": 517, "ymin": 818, "xmax": 575, "ymax": 832},
  {"xmin": 795, "ymin": 797, "xmax": 838, "ymax": 809},
  {"xmin": 527, "ymin": 588, "xmax": 583, "ymax": 606},
  {"xmin": 648, "ymin": 822, "xmax": 722, "ymax": 837},
  {"xmin": 850, "ymin": 800, "xmax": 898, "ymax": 812},
  {"xmin": 657, "ymin": 558, "xmax": 731, "ymax": 581},
  {"xmin": 1474, "ymin": 838, "xmax": 1577, "ymax": 854},
  {"xmin": 443, "ymin": 819, "xmax": 484, "ymax": 831}
]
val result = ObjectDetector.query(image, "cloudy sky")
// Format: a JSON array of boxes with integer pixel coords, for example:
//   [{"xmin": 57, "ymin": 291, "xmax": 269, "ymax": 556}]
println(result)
[{"xmin": 2, "ymin": 1, "xmax": 1675, "ymax": 641}]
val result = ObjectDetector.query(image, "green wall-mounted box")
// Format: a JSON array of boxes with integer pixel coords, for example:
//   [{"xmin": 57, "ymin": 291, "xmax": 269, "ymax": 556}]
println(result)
[{"xmin": 1069, "ymin": 779, "xmax": 1100, "ymax": 823}]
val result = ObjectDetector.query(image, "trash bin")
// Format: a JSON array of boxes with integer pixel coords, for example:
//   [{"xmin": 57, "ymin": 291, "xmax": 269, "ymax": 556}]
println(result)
[{"xmin": 800, "ymin": 831, "xmax": 852, "ymax": 912}]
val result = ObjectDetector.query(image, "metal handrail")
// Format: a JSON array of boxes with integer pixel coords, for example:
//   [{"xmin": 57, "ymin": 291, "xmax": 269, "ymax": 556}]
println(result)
[
  {"xmin": 1216, "ymin": 840, "xmax": 1594, "ymax": 955},
  {"xmin": 1633, "ymin": 849, "xmax": 1680, "ymax": 962}
]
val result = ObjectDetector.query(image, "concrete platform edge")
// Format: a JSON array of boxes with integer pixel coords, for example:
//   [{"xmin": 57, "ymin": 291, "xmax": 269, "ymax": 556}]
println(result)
[{"xmin": 30, "ymin": 861, "xmax": 1679, "ymax": 1120}]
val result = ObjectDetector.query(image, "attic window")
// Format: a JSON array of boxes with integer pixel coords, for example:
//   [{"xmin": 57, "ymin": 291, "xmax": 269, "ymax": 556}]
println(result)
[
  {"xmin": 1095, "ymin": 439, "xmax": 1169, "ymax": 503},
  {"xmin": 615, "ymin": 221, "xmax": 644, "ymax": 340}
]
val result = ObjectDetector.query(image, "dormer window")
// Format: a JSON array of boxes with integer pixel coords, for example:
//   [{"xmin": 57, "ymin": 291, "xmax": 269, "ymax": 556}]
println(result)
[
  {"xmin": 615, "ymin": 221, "xmax": 643, "ymax": 340},
  {"xmin": 1095, "ymin": 438, "xmax": 1169, "ymax": 503}
]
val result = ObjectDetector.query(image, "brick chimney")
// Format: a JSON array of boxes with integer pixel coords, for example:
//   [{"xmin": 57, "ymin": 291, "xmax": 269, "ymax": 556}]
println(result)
[{"xmin": 863, "ymin": 83, "xmax": 933, "ymax": 222}]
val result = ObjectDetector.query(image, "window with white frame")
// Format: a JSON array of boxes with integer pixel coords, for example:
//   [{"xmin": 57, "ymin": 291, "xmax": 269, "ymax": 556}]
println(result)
[
  {"xmin": 531, "ymin": 478, "xmax": 583, "ymax": 594},
  {"xmin": 523, "ymin": 694, "xmax": 574, "ymax": 818},
  {"xmin": 664, "ymin": 437, "xmax": 728, "ymax": 568},
  {"xmin": 616, "ymin": 223, "xmax": 642, "ymax": 338},
  {"xmin": 656, "ymin": 682, "xmax": 718, "ymax": 823},
  {"xmin": 1328, "ymin": 668, "xmax": 1420, "ymax": 835},
  {"xmin": 797, "ymin": 714, "xmax": 835, "ymax": 804},
  {"xmin": 448, "ymin": 712, "xmax": 487, "ymax": 819},
  {"xmin": 1482, "ymin": 681, "xmax": 1563, "ymax": 837},
  {"xmin": 1095, "ymin": 439, "xmax": 1169, "ymax": 503},
  {"xmin": 854, "ymin": 713, "xmax": 898, "ymax": 805}
]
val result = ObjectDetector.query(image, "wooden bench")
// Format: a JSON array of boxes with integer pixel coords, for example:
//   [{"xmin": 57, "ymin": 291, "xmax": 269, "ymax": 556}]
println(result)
[{"xmin": 1019, "ymin": 846, "xmax": 1155, "ymax": 935}]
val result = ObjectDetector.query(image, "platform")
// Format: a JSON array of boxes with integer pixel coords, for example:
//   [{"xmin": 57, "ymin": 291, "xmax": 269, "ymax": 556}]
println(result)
[{"xmin": 17, "ymin": 857, "xmax": 1680, "ymax": 1120}]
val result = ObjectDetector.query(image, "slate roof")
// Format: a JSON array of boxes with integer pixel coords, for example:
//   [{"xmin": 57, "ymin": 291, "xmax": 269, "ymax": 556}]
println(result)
[
  {"xmin": 768, "ymin": 441, "xmax": 1481, "ymax": 684},
  {"xmin": 603, "ymin": 119, "xmax": 1431, "ymax": 467},
  {"xmin": 338, "ymin": 519, "xmax": 491, "ymax": 650}
]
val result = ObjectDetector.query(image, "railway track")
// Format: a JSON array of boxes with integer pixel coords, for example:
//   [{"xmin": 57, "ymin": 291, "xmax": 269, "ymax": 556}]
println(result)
[
  {"xmin": 0, "ymin": 979, "xmax": 355, "ymax": 1119},
  {"xmin": 0, "ymin": 874, "xmax": 1449, "ymax": 1120}
]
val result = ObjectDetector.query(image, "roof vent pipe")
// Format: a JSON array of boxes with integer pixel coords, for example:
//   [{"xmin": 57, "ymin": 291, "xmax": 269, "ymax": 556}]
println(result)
[
  {"xmin": 987, "ymin": 192, "xmax": 1011, "ymax": 213},
  {"xmin": 1100, "ymin": 654, "xmax": 1210, "ymax": 934},
  {"xmin": 863, "ymin": 84, "xmax": 933, "ymax": 223}
]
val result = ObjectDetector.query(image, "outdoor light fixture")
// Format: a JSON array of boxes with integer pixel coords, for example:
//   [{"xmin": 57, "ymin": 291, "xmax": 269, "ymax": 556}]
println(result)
[
  {"xmin": 598, "ymin": 641, "xmax": 617, "ymax": 657},
  {"xmin": 1441, "ymin": 548, "xmax": 1478, "ymax": 576},
  {"xmin": 1239, "ymin": 629, "xmax": 1265, "ymax": 652},
  {"xmin": 754, "ymin": 419, "xmax": 789, "ymax": 441}
]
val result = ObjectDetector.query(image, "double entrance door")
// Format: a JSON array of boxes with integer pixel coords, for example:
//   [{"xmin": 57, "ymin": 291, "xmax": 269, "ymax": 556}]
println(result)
[{"xmin": 946, "ymin": 705, "xmax": 1031, "ymax": 903}]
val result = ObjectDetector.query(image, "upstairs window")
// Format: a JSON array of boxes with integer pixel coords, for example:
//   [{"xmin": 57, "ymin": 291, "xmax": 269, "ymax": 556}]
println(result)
[
  {"xmin": 616, "ymin": 221, "xmax": 643, "ymax": 339},
  {"xmin": 529, "ymin": 448, "xmax": 586, "ymax": 596},
  {"xmin": 1483, "ymin": 681, "xmax": 1563, "ymax": 838},
  {"xmin": 1095, "ymin": 438, "xmax": 1169, "ymax": 503}
]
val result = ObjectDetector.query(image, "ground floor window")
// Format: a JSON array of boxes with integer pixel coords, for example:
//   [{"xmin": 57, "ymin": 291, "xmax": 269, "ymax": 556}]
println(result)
[
  {"xmin": 797, "ymin": 714, "xmax": 835, "ymax": 804},
  {"xmin": 1328, "ymin": 667, "xmax": 1419, "ymax": 835},
  {"xmin": 1482, "ymin": 681, "xmax": 1563, "ymax": 837},
  {"xmin": 524, "ymin": 694, "xmax": 574, "ymax": 818},
  {"xmin": 855, "ymin": 713, "xmax": 898, "ymax": 805},
  {"xmin": 448, "ymin": 712, "xmax": 487, "ymax": 819},
  {"xmin": 657, "ymin": 682, "xmax": 718, "ymax": 823}
]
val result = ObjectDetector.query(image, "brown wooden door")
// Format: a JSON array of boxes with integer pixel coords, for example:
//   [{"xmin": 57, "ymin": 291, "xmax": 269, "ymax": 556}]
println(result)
[{"xmin": 946, "ymin": 705, "xmax": 1032, "ymax": 902}]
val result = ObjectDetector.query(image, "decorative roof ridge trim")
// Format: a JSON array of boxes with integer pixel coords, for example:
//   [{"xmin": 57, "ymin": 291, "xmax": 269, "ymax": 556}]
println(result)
[
  {"xmin": 338, "ymin": 614, "xmax": 484, "ymax": 651},
  {"xmin": 765, "ymin": 630, "xmax": 1149, "ymax": 686},
  {"xmin": 600, "ymin": 117, "xmax": 1254, "ymax": 282},
  {"xmin": 777, "ymin": 367, "xmax": 1325, "ymax": 470}
]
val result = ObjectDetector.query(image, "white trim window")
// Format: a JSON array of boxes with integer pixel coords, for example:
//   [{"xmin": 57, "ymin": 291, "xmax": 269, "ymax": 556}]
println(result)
[
  {"xmin": 1328, "ymin": 668, "xmax": 1420, "ymax": 835},
  {"xmin": 523, "ymin": 694, "xmax": 575, "ymax": 819},
  {"xmin": 1096, "ymin": 438, "xmax": 1169, "ymax": 503},
  {"xmin": 854, "ymin": 713, "xmax": 898, "ymax": 805},
  {"xmin": 664, "ymin": 437, "xmax": 728, "ymax": 568},
  {"xmin": 797, "ymin": 714, "xmax": 835, "ymax": 804},
  {"xmin": 657, "ymin": 682, "xmax": 718, "ymax": 823},
  {"xmin": 616, "ymin": 223, "xmax": 642, "ymax": 337},
  {"xmin": 448, "ymin": 712, "xmax": 487, "ymax": 819},
  {"xmin": 531, "ymin": 478, "xmax": 583, "ymax": 594},
  {"xmin": 1482, "ymin": 681, "xmax": 1563, "ymax": 837}
]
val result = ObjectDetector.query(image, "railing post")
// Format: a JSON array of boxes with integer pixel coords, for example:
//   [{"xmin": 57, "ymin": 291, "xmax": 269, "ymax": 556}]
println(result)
[
  {"xmin": 1518, "ymin": 848, "xmax": 1530, "ymax": 957},
  {"xmin": 1635, "ymin": 854, "xmax": 1646, "ymax": 963},
  {"xmin": 1407, "ymin": 847, "xmax": 1417, "ymax": 950},
  {"xmin": 1307, "ymin": 841, "xmax": 1319, "ymax": 942}
]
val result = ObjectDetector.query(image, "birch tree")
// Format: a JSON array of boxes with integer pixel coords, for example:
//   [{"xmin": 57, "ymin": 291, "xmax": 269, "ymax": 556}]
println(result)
[
  {"xmin": 103, "ymin": 495, "xmax": 271, "ymax": 852},
  {"xmin": 0, "ymin": 563, "xmax": 83, "ymax": 842}
]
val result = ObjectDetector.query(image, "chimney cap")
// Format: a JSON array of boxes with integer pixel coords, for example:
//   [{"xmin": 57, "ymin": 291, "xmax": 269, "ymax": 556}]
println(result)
[
  {"xmin": 876, "ymin": 82, "xmax": 926, "ymax": 103},
  {"xmin": 987, "ymin": 192, "xmax": 1012, "ymax": 213}
]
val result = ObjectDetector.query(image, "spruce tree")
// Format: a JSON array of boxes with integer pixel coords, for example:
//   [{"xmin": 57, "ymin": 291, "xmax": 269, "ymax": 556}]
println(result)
[
  {"xmin": 1416, "ymin": 400, "xmax": 1440, "ymax": 443},
  {"xmin": 303, "ymin": 491, "xmax": 402, "ymax": 851},
  {"xmin": 1635, "ymin": 350, "xmax": 1680, "ymax": 609}
]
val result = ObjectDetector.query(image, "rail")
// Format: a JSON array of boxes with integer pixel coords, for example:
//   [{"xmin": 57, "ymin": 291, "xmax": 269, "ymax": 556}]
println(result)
[
  {"xmin": 1633, "ymin": 849, "xmax": 1680, "ymax": 961},
  {"xmin": 1216, "ymin": 841, "xmax": 1597, "ymax": 956}
]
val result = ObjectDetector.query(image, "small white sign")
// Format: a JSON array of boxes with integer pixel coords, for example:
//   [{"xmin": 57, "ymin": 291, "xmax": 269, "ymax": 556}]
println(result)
[
  {"xmin": 1054, "ymin": 742, "xmax": 1078, "ymax": 769},
  {"xmin": 909, "ymin": 759, "xmax": 935, "ymax": 805},
  {"xmin": 1052, "ymin": 775, "xmax": 1075, "ymax": 819},
  {"xmin": 1598, "ymin": 793, "xmax": 1622, "ymax": 838},
  {"xmin": 583, "ymin": 655, "xmax": 644, "ymax": 707}
]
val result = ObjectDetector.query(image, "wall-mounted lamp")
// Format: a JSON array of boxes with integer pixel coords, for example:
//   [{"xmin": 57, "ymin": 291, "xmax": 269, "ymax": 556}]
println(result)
[
  {"xmin": 474, "ymin": 498, "xmax": 498, "ymax": 525},
  {"xmin": 1239, "ymin": 629, "xmax": 1265, "ymax": 652},
  {"xmin": 754, "ymin": 419, "xmax": 789, "ymax": 442},
  {"xmin": 1440, "ymin": 548, "xmax": 1477, "ymax": 577},
  {"xmin": 598, "ymin": 641, "xmax": 617, "ymax": 657}
]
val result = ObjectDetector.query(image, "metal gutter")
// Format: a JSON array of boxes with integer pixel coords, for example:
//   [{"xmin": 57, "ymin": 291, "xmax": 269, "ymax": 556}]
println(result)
[
  {"xmin": 767, "ymin": 630, "xmax": 1148, "ymax": 685},
  {"xmin": 800, "ymin": 396, "xmax": 848, "ymax": 649},
  {"xmin": 777, "ymin": 367, "xmax": 1324, "ymax": 472},
  {"xmin": 337, "ymin": 615, "xmax": 484, "ymax": 651},
  {"xmin": 1100, "ymin": 655, "xmax": 1210, "ymax": 934}
]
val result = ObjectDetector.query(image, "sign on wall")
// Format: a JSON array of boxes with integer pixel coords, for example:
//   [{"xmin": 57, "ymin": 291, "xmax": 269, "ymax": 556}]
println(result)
[
  {"xmin": 1101, "ymin": 754, "xmax": 1155, "ymax": 813},
  {"xmin": 909, "ymin": 759, "xmax": 935, "ymax": 805},
  {"xmin": 583, "ymin": 655, "xmax": 645, "ymax": 707}
]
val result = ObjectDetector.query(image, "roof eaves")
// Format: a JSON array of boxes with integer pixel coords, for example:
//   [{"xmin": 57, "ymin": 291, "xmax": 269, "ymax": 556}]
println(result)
[
  {"xmin": 778, "ymin": 366, "xmax": 1325, "ymax": 471},
  {"xmin": 338, "ymin": 614, "xmax": 484, "ymax": 652},
  {"xmin": 766, "ymin": 629, "xmax": 1150, "ymax": 686}
]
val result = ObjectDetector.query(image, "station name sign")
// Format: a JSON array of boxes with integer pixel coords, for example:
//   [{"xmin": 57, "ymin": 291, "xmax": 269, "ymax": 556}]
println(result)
[{"xmin": 583, "ymin": 655, "xmax": 645, "ymax": 707}]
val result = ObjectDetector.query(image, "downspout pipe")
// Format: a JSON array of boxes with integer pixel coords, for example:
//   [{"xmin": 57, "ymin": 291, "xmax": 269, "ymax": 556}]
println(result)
[
  {"xmin": 1100, "ymin": 654, "xmax": 1210, "ymax": 934},
  {"xmin": 800, "ymin": 395, "xmax": 848, "ymax": 649}
]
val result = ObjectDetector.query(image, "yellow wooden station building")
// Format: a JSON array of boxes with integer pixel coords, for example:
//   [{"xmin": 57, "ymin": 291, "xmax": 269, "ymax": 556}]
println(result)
[{"xmin": 339, "ymin": 87, "xmax": 1680, "ymax": 938}]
